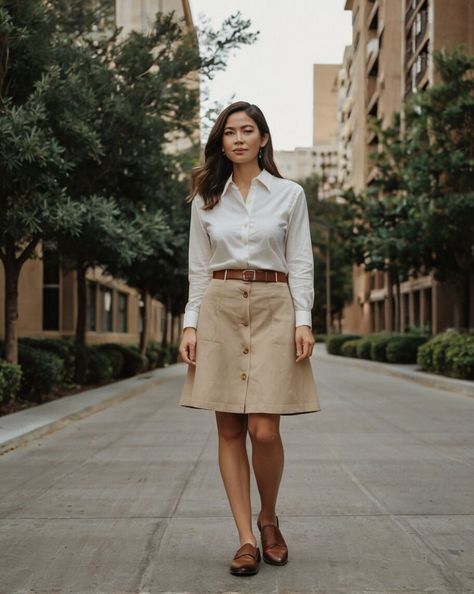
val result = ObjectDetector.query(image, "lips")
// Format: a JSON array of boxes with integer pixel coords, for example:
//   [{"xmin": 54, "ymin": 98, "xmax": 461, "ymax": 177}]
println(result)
[{"xmin": 234, "ymin": 149, "xmax": 247, "ymax": 153}]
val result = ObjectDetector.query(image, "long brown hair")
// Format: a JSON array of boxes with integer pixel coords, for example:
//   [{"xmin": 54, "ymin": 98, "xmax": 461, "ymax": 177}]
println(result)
[{"xmin": 186, "ymin": 101, "xmax": 283, "ymax": 209}]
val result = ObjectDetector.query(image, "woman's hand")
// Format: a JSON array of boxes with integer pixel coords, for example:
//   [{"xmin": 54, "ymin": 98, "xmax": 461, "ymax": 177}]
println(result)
[
  {"xmin": 179, "ymin": 327, "xmax": 197, "ymax": 366},
  {"xmin": 295, "ymin": 325, "xmax": 315, "ymax": 362}
]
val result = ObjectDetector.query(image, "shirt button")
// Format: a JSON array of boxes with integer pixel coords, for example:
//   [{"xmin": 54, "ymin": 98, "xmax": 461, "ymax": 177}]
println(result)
[
  {"xmin": 243, "ymin": 291, "xmax": 248, "ymax": 298},
  {"xmin": 241, "ymin": 372, "xmax": 247, "ymax": 380},
  {"xmin": 243, "ymin": 347, "xmax": 249, "ymax": 354}
]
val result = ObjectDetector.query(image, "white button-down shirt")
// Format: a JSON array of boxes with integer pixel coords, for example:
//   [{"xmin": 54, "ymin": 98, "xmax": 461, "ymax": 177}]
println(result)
[{"xmin": 182, "ymin": 168, "xmax": 314, "ymax": 329}]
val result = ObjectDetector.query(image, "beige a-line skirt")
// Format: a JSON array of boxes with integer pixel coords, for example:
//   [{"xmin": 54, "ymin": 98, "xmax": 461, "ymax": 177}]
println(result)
[{"xmin": 179, "ymin": 277, "xmax": 321, "ymax": 415}]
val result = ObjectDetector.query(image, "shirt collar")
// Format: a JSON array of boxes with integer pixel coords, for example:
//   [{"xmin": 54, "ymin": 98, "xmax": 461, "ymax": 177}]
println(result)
[{"xmin": 222, "ymin": 167, "xmax": 274, "ymax": 197}]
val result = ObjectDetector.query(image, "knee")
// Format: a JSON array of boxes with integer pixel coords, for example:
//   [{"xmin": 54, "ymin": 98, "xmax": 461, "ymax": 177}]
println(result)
[
  {"xmin": 216, "ymin": 416, "xmax": 247, "ymax": 442},
  {"xmin": 248, "ymin": 427, "xmax": 280, "ymax": 446}
]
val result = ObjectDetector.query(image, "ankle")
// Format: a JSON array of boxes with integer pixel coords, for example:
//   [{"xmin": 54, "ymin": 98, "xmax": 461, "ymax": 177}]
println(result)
[
  {"xmin": 257, "ymin": 511, "xmax": 278, "ymax": 526},
  {"xmin": 240, "ymin": 536, "xmax": 257, "ymax": 547}
]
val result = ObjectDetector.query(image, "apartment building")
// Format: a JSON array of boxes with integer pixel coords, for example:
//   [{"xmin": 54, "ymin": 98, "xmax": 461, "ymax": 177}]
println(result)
[
  {"xmin": 0, "ymin": 0, "xmax": 198, "ymax": 348},
  {"xmin": 340, "ymin": 0, "xmax": 474, "ymax": 335}
]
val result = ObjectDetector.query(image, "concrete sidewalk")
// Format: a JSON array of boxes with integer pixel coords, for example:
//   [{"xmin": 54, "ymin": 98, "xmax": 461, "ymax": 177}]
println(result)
[
  {"xmin": 315, "ymin": 342, "xmax": 474, "ymax": 398},
  {"xmin": 0, "ymin": 354, "xmax": 473, "ymax": 593}
]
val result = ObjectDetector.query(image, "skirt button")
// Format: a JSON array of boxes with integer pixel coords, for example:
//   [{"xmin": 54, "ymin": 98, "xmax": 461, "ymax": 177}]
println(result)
[
  {"xmin": 243, "ymin": 291, "xmax": 248, "ymax": 298},
  {"xmin": 241, "ymin": 372, "xmax": 247, "ymax": 380},
  {"xmin": 243, "ymin": 347, "xmax": 249, "ymax": 354}
]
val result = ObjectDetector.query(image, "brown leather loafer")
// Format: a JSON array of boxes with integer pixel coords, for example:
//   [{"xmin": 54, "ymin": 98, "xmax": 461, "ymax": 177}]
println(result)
[
  {"xmin": 257, "ymin": 514, "xmax": 288, "ymax": 565},
  {"xmin": 229, "ymin": 542, "xmax": 261, "ymax": 576}
]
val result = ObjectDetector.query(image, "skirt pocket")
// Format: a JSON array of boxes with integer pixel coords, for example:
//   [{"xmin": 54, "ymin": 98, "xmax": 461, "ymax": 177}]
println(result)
[
  {"xmin": 268, "ymin": 290, "xmax": 295, "ymax": 345},
  {"xmin": 196, "ymin": 289, "xmax": 221, "ymax": 343}
]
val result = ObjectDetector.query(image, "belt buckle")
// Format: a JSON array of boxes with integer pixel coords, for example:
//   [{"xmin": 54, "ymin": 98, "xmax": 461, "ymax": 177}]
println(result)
[{"xmin": 242, "ymin": 269, "xmax": 256, "ymax": 281}]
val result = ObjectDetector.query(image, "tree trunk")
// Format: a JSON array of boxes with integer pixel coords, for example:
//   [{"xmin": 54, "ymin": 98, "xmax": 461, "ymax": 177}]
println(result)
[
  {"xmin": 1, "ymin": 234, "xmax": 39, "ymax": 364},
  {"xmin": 74, "ymin": 262, "xmax": 88, "ymax": 384},
  {"xmin": 139, "ymin": 288, "xmax": 149, "ymax": 355},
  {"xmin": 161, "ymin": 298, "xmax": 169, "ymax": 348},
  {"xmin": 391, "ymin": 269, "xmax": 401, "ymax": 334}
]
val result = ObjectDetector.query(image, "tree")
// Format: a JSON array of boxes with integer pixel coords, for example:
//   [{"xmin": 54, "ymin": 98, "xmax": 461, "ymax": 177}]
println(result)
[
  {"xmin": 343, "ymin": 45, "xmax": 474, "ymax": 331},
  {"xmin": 301, "ymin": 173, "xmax": 353, "ymax": 334}
]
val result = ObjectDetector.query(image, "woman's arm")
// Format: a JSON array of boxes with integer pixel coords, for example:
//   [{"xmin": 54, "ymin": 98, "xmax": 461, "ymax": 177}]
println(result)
[
  {"xmin": 182, "ymin": 196, "xmax": 213, "ymax": 329},
  {"xmin": 285, "ymin": 186, "xmax": 314, "ymax": 328}
]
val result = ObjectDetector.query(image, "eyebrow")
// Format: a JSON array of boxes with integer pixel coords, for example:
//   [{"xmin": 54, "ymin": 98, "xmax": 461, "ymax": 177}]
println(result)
[{"xmin": 224, "ymin": 124, "xmax": 255, "ymax": 130}]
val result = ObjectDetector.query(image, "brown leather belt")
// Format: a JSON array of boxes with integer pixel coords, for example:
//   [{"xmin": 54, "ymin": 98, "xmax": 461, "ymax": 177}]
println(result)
[{"xmin": 213, "ymin": 268, "xmax": 288, "ymax": 283}]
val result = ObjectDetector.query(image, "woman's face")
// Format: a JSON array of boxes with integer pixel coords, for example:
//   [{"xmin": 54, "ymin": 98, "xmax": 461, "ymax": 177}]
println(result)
[{"xmin": 222, "ymin": 111, "xmax": 268, "ymax": 165}]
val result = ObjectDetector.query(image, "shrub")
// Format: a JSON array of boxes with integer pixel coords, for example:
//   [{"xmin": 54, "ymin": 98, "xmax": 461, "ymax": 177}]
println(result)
[
  {"xmin": 119, "ymin": 345, "xmax": 147, "ymax": 377},
  {"xmin": 418, "ymin": 330, "xmax": 474, "ymax": 379},
  {"xmin": 0, "ymin": 360, "xmax": 22, "ymax": 405},
  {"xmin": 85, "ymin": 346, "xmax": 114, "ymax": 384},
  {"xmin": 145, "ymin": 341, "xmax": 162, "ymax": 368},
  {"xmin": 19, "ymin": 337, "xmax": 76, "ymax": 385},
  {"xmin": 326, "ymin": 334, "xmax": 361, "ymax": 355},
  {"xmin": 385, "ymin": 335, "xmax": 430, "ymax": 364},
  {"xmin": 445, "ymin": 334, "xmax": 474, "ymax": 379},
  {"xmin": 356, "ymin": 337, "xmax": 375, "ymax": 360},
  {"xmin": 341, "ymin": 339, "xmax": 361, "ymax": 358},
  {"xmin": 417, "ymin": 329, "xmax": 459, "ymax": 373},
  {"xmin": 18, "ymin": 344, "xmax": 65, "ymax": 402},
  {"xmin": 370, "ymin": 334, "xmax": 393, "ymax": 362},
  {"xmin": 95, "ymin": 344, "xmax": 125, "ymax": 378}
]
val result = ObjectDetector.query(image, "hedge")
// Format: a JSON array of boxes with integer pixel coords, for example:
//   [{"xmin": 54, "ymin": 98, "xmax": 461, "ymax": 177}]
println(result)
[
  {"xmin": 341, "ymin": 339, "xmax": 362, "ymax": 358},
  {"xmin": 19, "ymin": 337, "xmax": 76, "ymax": 385},
  {"xmin": 0, "ymin": 360, "xmax": 22, "ymax": 406},
  {"xmin": 418, "ymin": 330, "xmax": 474, "ymax": 379},
  {"xmin": 385, "ymin": 335, "xmax": 430, "ymax": 364},
  {"xmin": 326, "ymin": 334, "xmax": 361, "ymax": 355},
  {"xmin": 18, "ymin": 343, "xmax": 65, "ymax": 402}
]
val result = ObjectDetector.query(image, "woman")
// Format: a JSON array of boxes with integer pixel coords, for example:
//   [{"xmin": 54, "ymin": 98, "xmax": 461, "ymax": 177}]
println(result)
[{"xmin": 178, "ymin": 100, "xmax": 321, "ymax": 576}]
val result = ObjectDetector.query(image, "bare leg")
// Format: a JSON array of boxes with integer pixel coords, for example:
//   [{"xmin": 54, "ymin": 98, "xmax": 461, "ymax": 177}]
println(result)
[
  {"xmin": 215, "ymin": 411, "xmax": 257, "ymax": 546},
  {"xmin": 247, "ymin": 413, "xmax": 283, "ymax": 526}
]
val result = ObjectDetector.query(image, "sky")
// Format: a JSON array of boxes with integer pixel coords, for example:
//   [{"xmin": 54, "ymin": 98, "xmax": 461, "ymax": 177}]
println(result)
[{"xmin": 189, "ymin": 0, "xmax": 353, "ymax": 151}]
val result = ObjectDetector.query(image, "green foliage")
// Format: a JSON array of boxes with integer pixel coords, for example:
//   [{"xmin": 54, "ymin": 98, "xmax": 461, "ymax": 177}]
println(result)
[
  {"xmin": 370, "ymin": 334, "xmax": 394, "ymax": 362},
  {"xmin": 301, "ymin": 172, "xmax": 353, "ymax": 333},
  {"xmin": 417, "ymin": 329, "xmax": 474, "ymax": 379},
  {"xmin": 342, "ymin": 46, "xmax": 474, "ymax": 331},
  {"xmin": 19, "ymin": 337, "xmax": 76, "ymax": 385},
  {"xmin": 0, "ymin": 360, "xmax": 22, "ymax": 405},
  {"xmin": 95, "ymin": 344, "xmax": 125, "ymax": 378},
  {"xmin": 340, "ymin": 339, "xmax": 362, "ymax": 358},
  {"xmin": 326, "ymin": 334, "xmax": 361, "ymax": 355},
  {"xmin": 18, "ymin": 344, "xmax": 65, "ymax": 402},
  {"xmin": 85, "ymin": 346, "xmax": 114, "ymax": 384},
  {"xmin": 385, "ymin": 335, "xmax": 430, "ymax": 364},
  {"xmin": 356, "ymin": 337, "xmax": 376, "ymax": 360},
  {"xmin": 119, "ymin": 345, "xmax": 148, "ymax": 377}
]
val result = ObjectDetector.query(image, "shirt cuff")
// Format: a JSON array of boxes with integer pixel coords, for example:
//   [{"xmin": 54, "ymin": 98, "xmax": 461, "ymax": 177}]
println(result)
[
  {"xmin": 182, "ymin": 310, "xmax": 199, "ymax": 329},
  {"xmin": 295, "ymin": 310, "xmax": 312, "ymax": 328}
]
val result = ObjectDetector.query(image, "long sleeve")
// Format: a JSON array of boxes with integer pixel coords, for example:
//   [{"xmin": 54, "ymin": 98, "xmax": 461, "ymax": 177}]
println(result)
[
  {"xmin": 285, "ymin": 186, "xmax": 314, "ymax": 328},
  {"xmin": 182, "ymin": 196, "xmax": 213, "ymax": 329}
]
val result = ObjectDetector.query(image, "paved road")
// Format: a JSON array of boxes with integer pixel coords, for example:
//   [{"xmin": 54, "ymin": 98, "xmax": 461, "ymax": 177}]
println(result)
[{"xmin": 0, "ymin": 351, "xmax": 473, "ymax": 594}]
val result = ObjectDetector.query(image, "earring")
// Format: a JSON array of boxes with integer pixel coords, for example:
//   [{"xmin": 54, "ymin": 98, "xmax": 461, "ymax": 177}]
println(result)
[{"xmin": 259, "ymin": 148, "xmax": 263, "ymax": 160}]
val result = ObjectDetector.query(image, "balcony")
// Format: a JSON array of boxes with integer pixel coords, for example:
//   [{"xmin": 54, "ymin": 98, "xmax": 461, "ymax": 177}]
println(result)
[
  {"xmin": 415, "ymin": 51, "xmax": 428, "ymax": 85},
  {"xmin": 366, "ymin": 77, "xmax": 377, "ymax": 108},
  {"xmin": 366, "ymin": 37, "xmax": 379, "ymax": 75},
  {"xmin": 367, "ymin": 1, "xmax": 379, "ymax": 32},
  {"xmin": 414, "ymin": 9, "xmax": 428, "ymax": 49}
]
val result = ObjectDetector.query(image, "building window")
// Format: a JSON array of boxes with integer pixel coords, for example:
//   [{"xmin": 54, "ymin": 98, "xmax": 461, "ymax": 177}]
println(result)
[
  {"xmin": 42, "ymin": 248, "xmax": 60, "ymax": 331},
  {"xmin": 101, "ymin": 286, "xmax": 114, "ymax": 332},
  {"xmin": 87, "ymin": 281, "xmax": 97, "ymax": 331},
  {"xmin": 118, "ymin": 292, "xmax": 128, "ymax": 333}
]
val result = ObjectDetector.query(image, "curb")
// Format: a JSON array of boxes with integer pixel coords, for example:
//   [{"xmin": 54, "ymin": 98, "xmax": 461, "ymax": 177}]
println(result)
[
  {"xmin": 314, "ymin": 344, "xmax": 474, "ymax": 399},
  {"xmin": 0, "ymin": 364, "xmax": 185, "ymax": 456}
]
